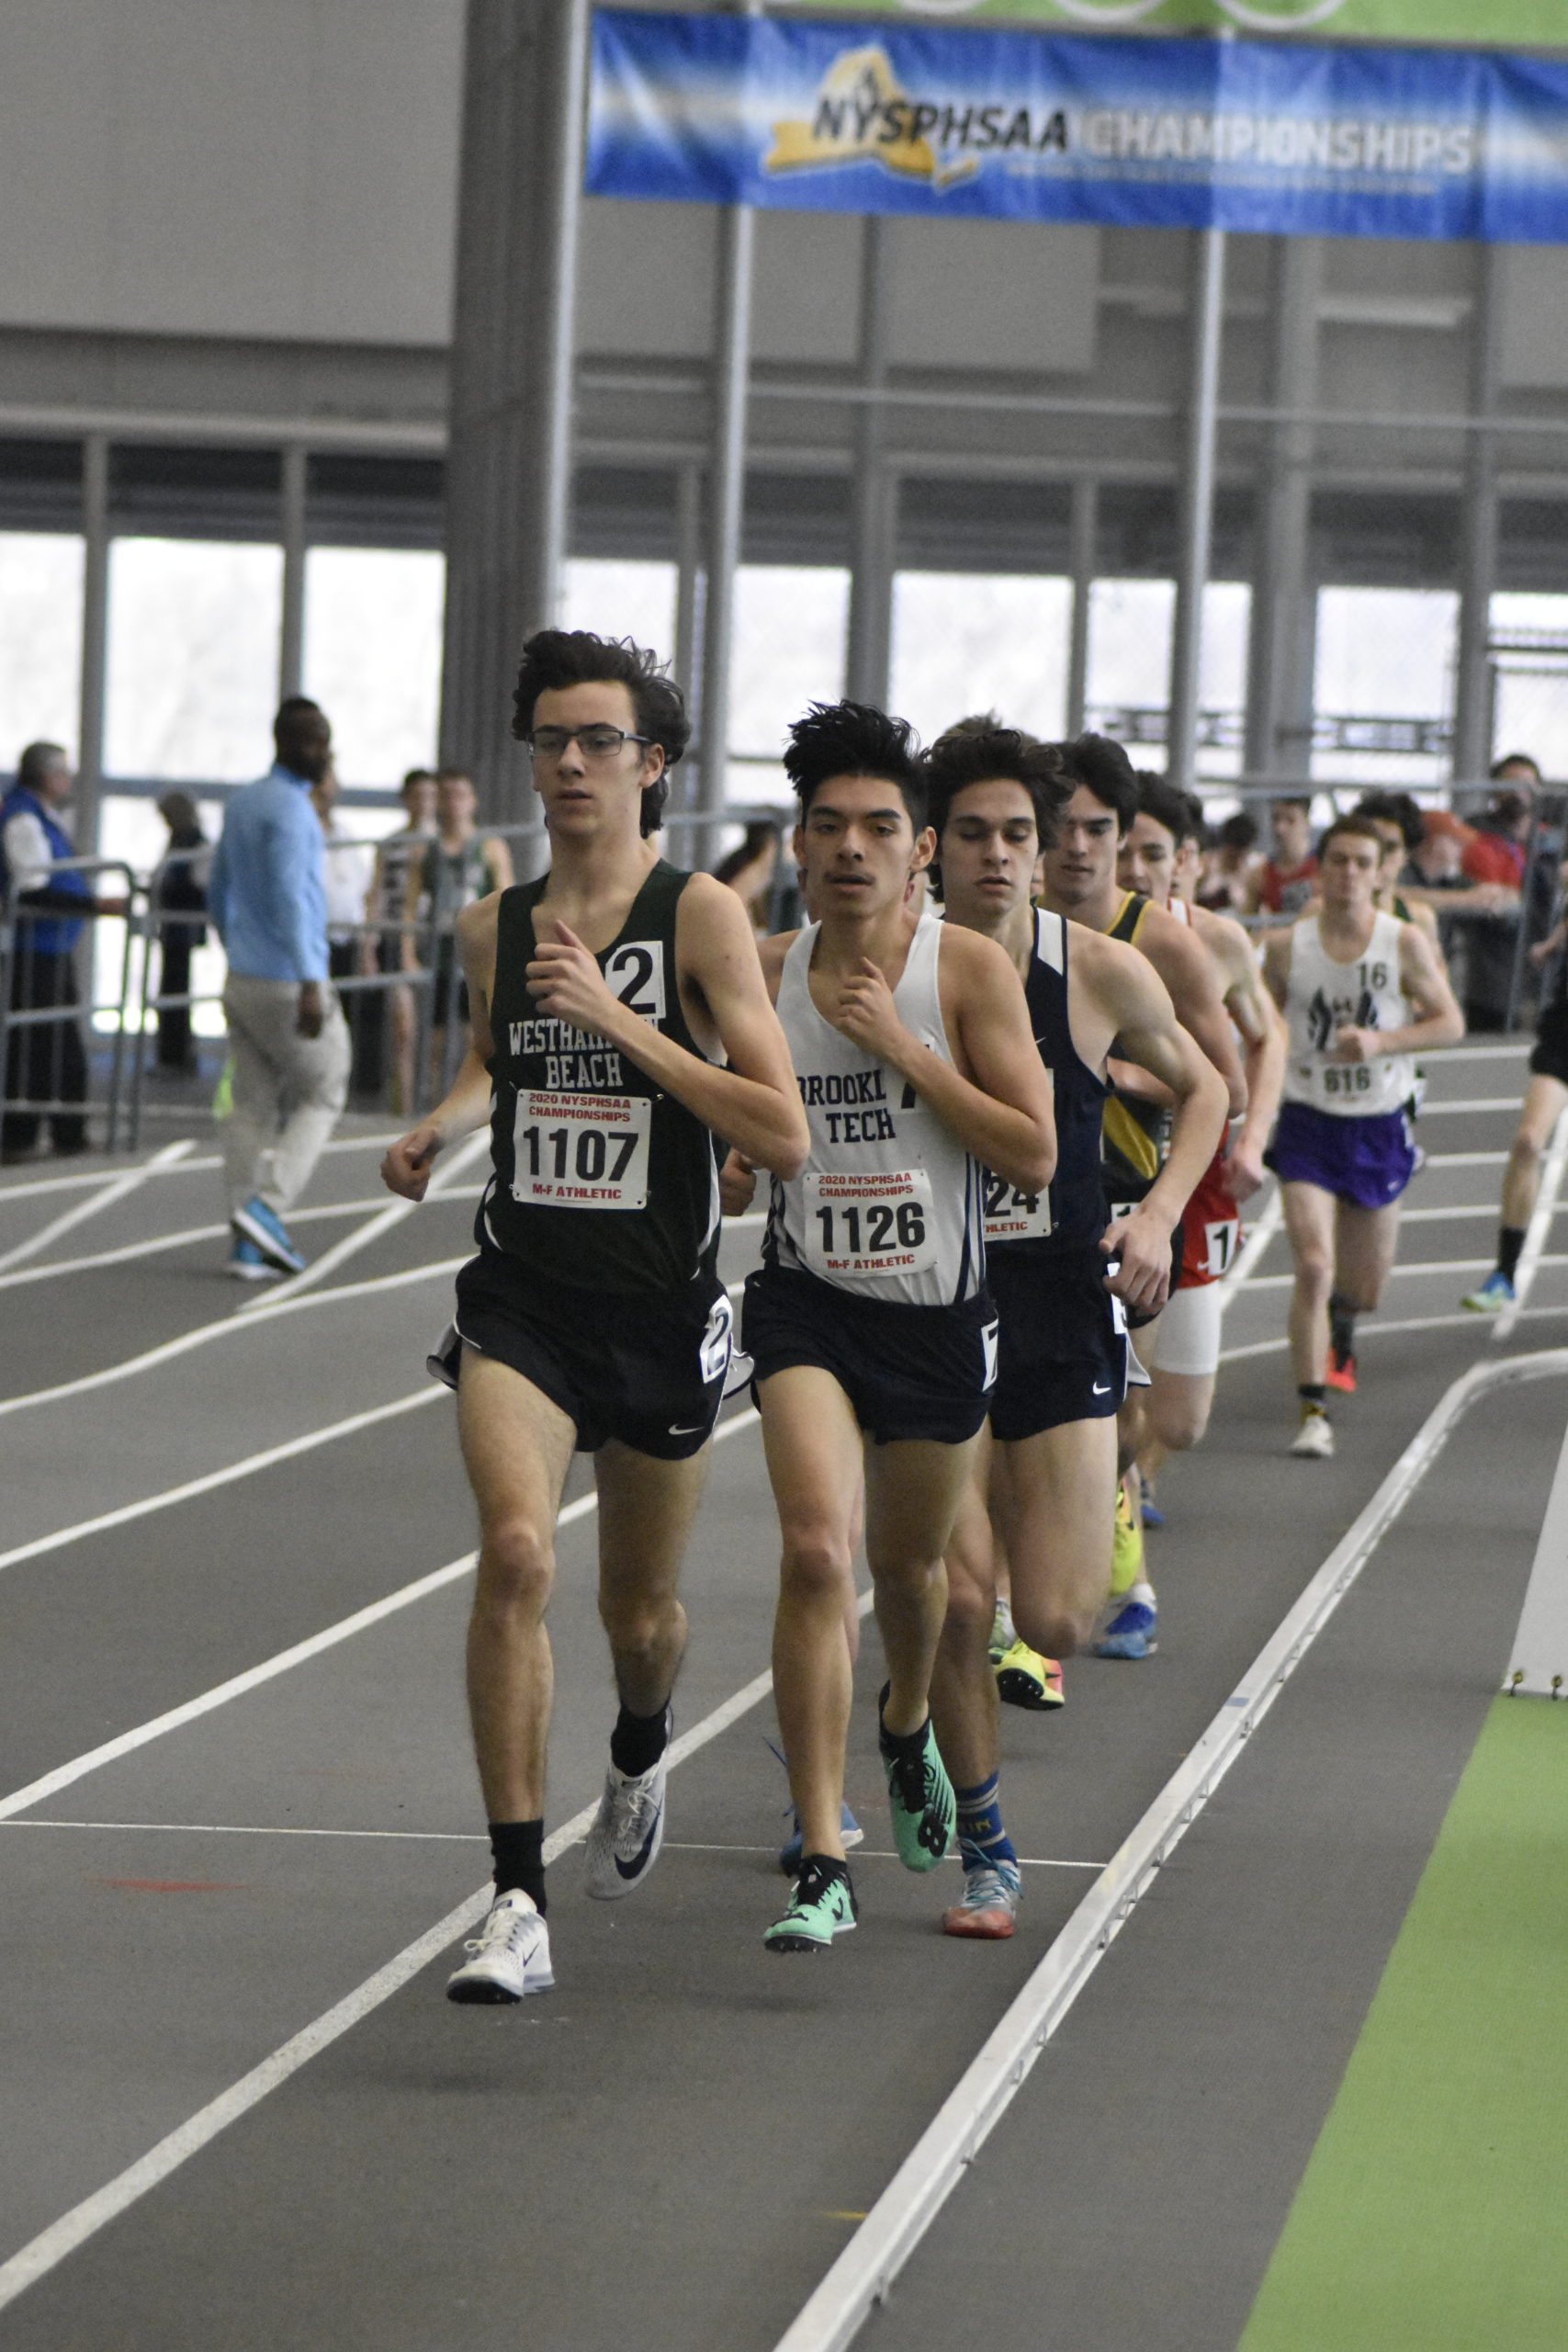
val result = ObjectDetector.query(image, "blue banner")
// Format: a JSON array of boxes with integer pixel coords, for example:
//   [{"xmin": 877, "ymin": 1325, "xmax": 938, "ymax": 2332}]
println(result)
[{"xmin": 586, "ymin": 10, "xmax": 1568, "ymax": 243}]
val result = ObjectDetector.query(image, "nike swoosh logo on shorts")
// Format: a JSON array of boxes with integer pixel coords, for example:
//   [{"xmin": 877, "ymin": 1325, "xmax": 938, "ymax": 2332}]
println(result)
[
  {"xmin": 669, "ymin": 1422, "xmax": 706, "ymax": 1436},
  {"xmin": 1092, "ymin": 1382, "xmax": 1111, "ymax": 1394}
]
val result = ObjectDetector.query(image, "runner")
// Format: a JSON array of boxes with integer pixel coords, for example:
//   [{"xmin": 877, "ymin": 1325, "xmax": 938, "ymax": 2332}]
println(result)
[
  {"xmin": 1263, "ymin": 813, "xmax": 1463, "ymax": 1458},
  {"xmin": 925, "ymin": 723, "xmax": 1226, "ymax": 1938},
  {"xmin": 729, "ymin": 699, "xmax": 1055, "ymax": 1955},
  {"xmin": 1463, "ymin": 851, "xmax": 1568, "ymax": 1314},
  {"xmin": 1247, "ymin": 795, "xmax": 1318, "ymax": 921},
  {"xmin": 1118, "ymin": 775, "xmax": 1286, "ymax": 1503},
  {"xmin": 380, "ymin": 628, "xmax": 807, "ymax": 2002},
  {"xmin": 1035, "ymin": 734, "xmax": 1246, "ymax": 1659}
]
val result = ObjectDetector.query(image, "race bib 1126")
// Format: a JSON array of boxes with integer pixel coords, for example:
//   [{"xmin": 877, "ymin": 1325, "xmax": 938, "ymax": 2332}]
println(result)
[{"xmin": 802, "ymin": 1168, "xmax": 937, "ymax": 1281}]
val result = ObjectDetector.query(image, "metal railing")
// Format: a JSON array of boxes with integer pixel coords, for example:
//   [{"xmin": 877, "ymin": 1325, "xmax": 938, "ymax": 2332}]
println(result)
[{"xmin": 0, "ymin": 856, "xmax": 138, "ymax": 1159}]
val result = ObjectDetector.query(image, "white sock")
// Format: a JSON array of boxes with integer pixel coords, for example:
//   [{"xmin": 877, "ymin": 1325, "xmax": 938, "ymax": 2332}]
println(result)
[{"xmin": 992, "ymin": 1595, "xmax": 1017, "ymax": 1645}]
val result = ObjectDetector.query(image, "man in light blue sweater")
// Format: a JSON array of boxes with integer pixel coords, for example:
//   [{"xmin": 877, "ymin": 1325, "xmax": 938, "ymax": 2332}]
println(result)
[{"xmin": 209, "ymin": 696, "xmax": 350, "ymax": 1278}]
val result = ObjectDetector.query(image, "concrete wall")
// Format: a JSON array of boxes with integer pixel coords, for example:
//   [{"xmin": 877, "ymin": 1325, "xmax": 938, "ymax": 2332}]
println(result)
[{"xmin": 0, "ymin": 0, "xmax": 462, "ymax": 346}]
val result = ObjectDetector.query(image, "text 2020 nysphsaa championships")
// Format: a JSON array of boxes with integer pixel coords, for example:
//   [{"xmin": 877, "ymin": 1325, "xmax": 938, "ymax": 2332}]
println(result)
[{"xmin": 586, "ymin": 12, "xmax": 1568, "ymax": 243}]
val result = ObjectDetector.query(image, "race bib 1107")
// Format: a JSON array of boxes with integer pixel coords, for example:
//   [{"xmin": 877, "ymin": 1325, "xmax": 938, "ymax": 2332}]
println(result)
[{"xmin": 511, "ymin": 1090, "xmax": 649, "ymax": 1211}]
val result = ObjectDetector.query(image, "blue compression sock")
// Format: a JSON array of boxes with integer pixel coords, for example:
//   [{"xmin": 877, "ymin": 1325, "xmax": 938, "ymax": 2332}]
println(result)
[{"xmin": 954, "ymin": 1773, "xmax": 1019, "ymax": 1875}]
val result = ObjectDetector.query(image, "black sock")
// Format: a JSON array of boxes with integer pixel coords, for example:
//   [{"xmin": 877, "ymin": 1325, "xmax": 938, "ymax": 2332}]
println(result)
[
  {"xmin": 610, "ymin": 1702, "xmax": 671, "ymax": 1779},
  {"xmin": 1498, "ymin": 1226, "xmax": 1527, "ymax": 1283},
  {"xmin": 489, "ymin": 1818, "xmax": 546, "ymax": 1915},
  {"xmin": 1298, "ymin": 1384, "xmax": 1326, "ymax": 1410},
  {"xmin": 1328, "ymin": 1292, "xmax": 1358, "ymax": 1359},
  {"xmin": 876, "ymin": 1682, "xmax": 930, "ymax": 1757},
  {"xmin": 797, "ymin": 1851, "xmax": 849, "ymax": 1886}
]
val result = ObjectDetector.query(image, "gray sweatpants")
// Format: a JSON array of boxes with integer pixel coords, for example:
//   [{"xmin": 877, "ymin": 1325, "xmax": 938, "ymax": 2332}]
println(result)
[{"xmin": 221, "ymin": 973, "xmax": 351, "ymax": 1217}]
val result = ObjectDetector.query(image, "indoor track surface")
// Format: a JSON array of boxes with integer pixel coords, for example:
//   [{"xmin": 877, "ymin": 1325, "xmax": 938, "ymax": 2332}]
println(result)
[{"xmin": 3, "ymin": 1036, "xmax": 1566, "ymax": 2351}]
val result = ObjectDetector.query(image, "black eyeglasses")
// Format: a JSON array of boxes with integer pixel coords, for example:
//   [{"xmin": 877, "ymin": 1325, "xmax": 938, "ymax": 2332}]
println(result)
[{"xmin": 525, "ymin": 725, "xmax": 653, "ymax": 763}]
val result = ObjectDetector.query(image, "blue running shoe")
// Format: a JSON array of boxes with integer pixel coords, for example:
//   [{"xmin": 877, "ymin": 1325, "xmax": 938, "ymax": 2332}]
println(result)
[
  {"xmin": 231, "ymin": 1193, "xmax": 306, "ymax": 1275},
  {"xmin": 227, "ymin": 1234, "xmax": 276, "ymax": 1282},
  {"xmin": 1461, "ymin": 1269, "xmax": 1515, "ymax": 1314},
  {"xmin": 1094, "ymin": 1599, "xmax": 1158, "ymax": 1660},
  {"xmin": 1141, "ymin": 1495, "xmax": 1165, "ymax": 1529},
  {"xmin": 779, "ymin": 1801, "xmax": 863, "ymax": 1873}
]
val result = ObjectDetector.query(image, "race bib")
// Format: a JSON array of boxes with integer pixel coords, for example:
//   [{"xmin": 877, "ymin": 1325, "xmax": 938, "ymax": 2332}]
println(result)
[
  {"xmin": 802, "ymin": 1169, "xmax": 937, "ymax": 1281},
  {"xmin": 982, "ymin": 1167, "xmax": 1052, "ymax": 1244},
  {"xmin": 511, "ymin": 1090, "xmax": 649, "ymax": 1211},
  {"xmin": 1202, "ymin": 1216, "xmax": 1240, "ymax": 1277}
]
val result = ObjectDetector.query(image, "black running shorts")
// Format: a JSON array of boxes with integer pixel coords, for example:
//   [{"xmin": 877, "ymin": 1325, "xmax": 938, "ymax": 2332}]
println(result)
[
  {"xmin": 429, "ymin": 1250, "xmax": 733, "ymax": 1460},
  {"xmin": 987, "ymin": 1241, "xmax": 1131, "ymax": 1442},
  {"xmin": 742, "ymin": 1262, "xmax": 996, "ymax": 1446},
  {"xmin": 1530, "ymin": 1002, "xmax": 1568, "ymax": 1088}
]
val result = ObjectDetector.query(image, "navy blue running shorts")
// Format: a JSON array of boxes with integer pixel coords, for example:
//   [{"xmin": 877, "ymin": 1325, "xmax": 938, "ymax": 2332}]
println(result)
[
  {"xmin": 742, "ymin": 1262, "xmax": 996, "ymax": 1446},
  {"xmin": 987, "ymin": 1242, "xmax": 1131, "ymax": 1442},
  {"xmin": 429, "ymin": 1250, "xmax": 732, "ymax": 1460},
  {"xmin": 1530, "ymin": 1002, "xmax": 1568, "ymax": 1088}
]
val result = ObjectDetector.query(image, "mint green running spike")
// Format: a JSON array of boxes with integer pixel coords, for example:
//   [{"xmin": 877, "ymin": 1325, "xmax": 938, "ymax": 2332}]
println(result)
[
  {"xmin": 764, "ymin": 1859, "xmax": 858, "ymax": 1952},
  {"xmin": 879, "ymin": 1699, "xmax": 956, "ymax": 1873}
]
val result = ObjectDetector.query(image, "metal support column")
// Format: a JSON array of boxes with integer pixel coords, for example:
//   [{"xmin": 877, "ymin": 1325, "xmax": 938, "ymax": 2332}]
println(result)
[
  {"xmin": 673, "ymin": 461, "xmax": 703, "ymax": 723},
  {"xmin": 1066, "ymin": 479, "xmax": 1097, "ymax": 738},
  {"xmin": 75, "ymin": 435, "xmax": 110, "ymax": 859},
  {"xmin": 278, "ymin": 443, "xmax": 308, "ymax": 703},
  {"xmin": 1168, "ymin": 227, "xmax": 1226, "ymax": 797},
  {"xmin": 845, "ymin": 216, "xmax": 896, "ymax": 709},
  {"xmin": 696, "ymin": 195, "xmax": 755, "ymax": 858},
  {"xmin": 1246, "ymin": 235, "xmax": 1322, "ymax": 780},
  {"xmin": 1454, "ymin": 245, "xmax": 1503, "ymax": 788},
  {"xmin": 440, "ymin": 0, "xmax": 589, "ymax": 829}
]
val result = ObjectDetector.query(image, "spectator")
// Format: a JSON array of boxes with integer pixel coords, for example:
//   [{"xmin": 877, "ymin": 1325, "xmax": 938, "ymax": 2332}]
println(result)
[
  {"xmin": 1196, "ymin": 809, "xmax": 1260, "ymax": 912},
  {"xmin": 310, "ymin": 761, "xmax": 376, "ymax": 1090},
  {"xmin": 0, "ymin": 741, "xmax": 127, "ymax": 1160},
  {"xmin": 713, "ymin": 820, "xmax": 780, "ymax": 935},
  {"xmin": 1459, "ymin": 788, "xmax": 1531, "ymax": 1032},
  {"xmin": 209, "ymin": 696, "xmax": 350, "ymax": 1279},
  {"xmin": 1248, "ymin": 796, "xmax": 1318, "ymax": 919},
  {"xmin": 366, "ymin": 766, "xmax": 438, "ymax": 1114},
  {"xmin": 153, "ymin": 791, "xmax": 209, "ymax": 1073},
  {"xmin": 412, "ymin": 767, "xmax": 513, "ymax": 1093}
]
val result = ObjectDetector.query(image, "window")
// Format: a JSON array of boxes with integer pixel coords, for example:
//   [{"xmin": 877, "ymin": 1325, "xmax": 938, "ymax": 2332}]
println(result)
[
  {"xmin": 1489, "ymin": 593, "xmax": 1568, "ymax": 781},
  {"xmin": 562, "ymin": 559, "xmax": 678, "ymax": 658},
  {"xmin": 303, "ymin": 548, "xmax": 445, "ymax": 787},
  {"xmin": 0, "ymin": 534, "xmax": 84, "ymax": 761},
  {"xmin": 891, "ymin": 574, "xmax": 1070, "ymax": 748},
  {"xmin": 106, "ymin": 539, "xmax": 284, "ymax": 783},
  {"xmin": 1313, "ymin": 587, "xmax": 1458, "ymax": 786},
  {"xmin": 729, "ymin": 565, "xmax": 850, "ymax": 803}
]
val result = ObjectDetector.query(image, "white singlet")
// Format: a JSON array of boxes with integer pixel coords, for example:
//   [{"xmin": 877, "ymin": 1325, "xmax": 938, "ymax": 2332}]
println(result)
[
  {"xmin": 1281, "ymin": 910, "xmax": 1416, "ymax": 1118},
  {"xmin": 767, "ymin": 913, "xmax": 986, "ymax": 1306}
]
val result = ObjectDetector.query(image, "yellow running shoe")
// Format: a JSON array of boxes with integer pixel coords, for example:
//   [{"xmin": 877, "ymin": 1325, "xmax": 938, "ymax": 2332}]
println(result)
[
  {"xmin": 996, "ymin": 1637, "xmax": 1065, "ymax": 1712},
  {"xmin": 1110, "ymin": 1474, "xmax": 1145, "ymax": 1598}
]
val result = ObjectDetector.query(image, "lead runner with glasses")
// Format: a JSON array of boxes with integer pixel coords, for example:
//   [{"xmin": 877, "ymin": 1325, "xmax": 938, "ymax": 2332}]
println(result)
[{"xmin": 381, "ymin": 630, "xmax": 807, "ymax": 2004}]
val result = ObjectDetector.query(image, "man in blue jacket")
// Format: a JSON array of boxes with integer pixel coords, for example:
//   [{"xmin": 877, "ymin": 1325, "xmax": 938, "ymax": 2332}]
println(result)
[
  {"xmin": 1, "ymin": 741, "xmax": 127, "ymax": 1159},
  {"xmin": 209, "ymin": 697, "xmax": 350, "ymax": 1278}
]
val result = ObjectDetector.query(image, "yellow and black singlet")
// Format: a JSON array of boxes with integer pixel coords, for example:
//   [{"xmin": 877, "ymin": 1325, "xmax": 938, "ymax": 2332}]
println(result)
[{"xmin": 1100, "ymin": 890, "xmax": 1172, "ymax": 1207}]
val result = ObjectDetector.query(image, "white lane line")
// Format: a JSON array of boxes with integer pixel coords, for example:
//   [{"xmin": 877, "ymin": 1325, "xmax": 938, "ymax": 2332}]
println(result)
[
  {"xmin": 0, "ymin": 1254, "xmax": 467, "ymax": 1420},
  {"xmin": 234, "ymin": 1130, "xmax": 491, "ymax": 1314},
  {"xmin": 772, "ymin": 1344, "xmax": 1568, "ymax": 2352},
  {"xmin": 1424, "ymin": 1041, "xmax": 1529, "ymax": 1061},
  {"xmin": 1235, "ymin": 1254, "xmax": 1568, "ymax": 1293},
  {"xmin": 662, "ymin": 1842, "xmax": 1105, "ymax": 1870},
  {"xmin": 0, "ymin": 1388, "xmax": 446, "ymax": 1576},
  {"xmin": 0, "ymin": 1408, "xmax": 761, "ymax": 1827},
  {"xmin": 1215, "ymin": 1300, "xmax": 1568, "ymax": 1365},
  {"xmin": 1219, "ymin": 1182, "xmax": 1280, "ymax": 1306},
  {"xmin": 1399, "ymin": 1204, "xmax": 1495, "ymax": 1223},
  {"xmin": 0, "ymin": 1188, "xmax": 485, "ymax": 1293},
  {"xmin": 0, "ymin": 1820, "xmax": 490, "ymax": 1843},
  {"xmin": 0, "ymin": 1140, "xmax": 193, "ymax": 1274},
  {"xmin": 0, "ymin": 1130, "xmax": 401, "ymax": 1206},
  {"xmin": 0, "ymin": 1414, "xmax": 776, "ymax": 2314},
  {"xmin": 1417, "ymin": 1096, "xmax": 1530, "ymax": 1116},
  {"xmin": 1421, "ymin": 1151, "xmax": 1504, "ymax": 1169},
  {"xmin": 1496, "ymin": 1109, "xmax": 1568, "ymax": 1341}
]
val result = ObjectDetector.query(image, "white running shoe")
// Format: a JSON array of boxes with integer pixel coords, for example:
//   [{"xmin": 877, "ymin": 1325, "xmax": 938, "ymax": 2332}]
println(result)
[
  {"xmin": 583, "ymin": 1742, "xmax": 670, "ymax": 1901},
  {"xmin": 1290, "ymin": 1410, "xmax": 1335, "ymax": 1460},
  {"xmin": 446, "ymin": 1889, "xmax": 554, "ymax": 2004}
]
